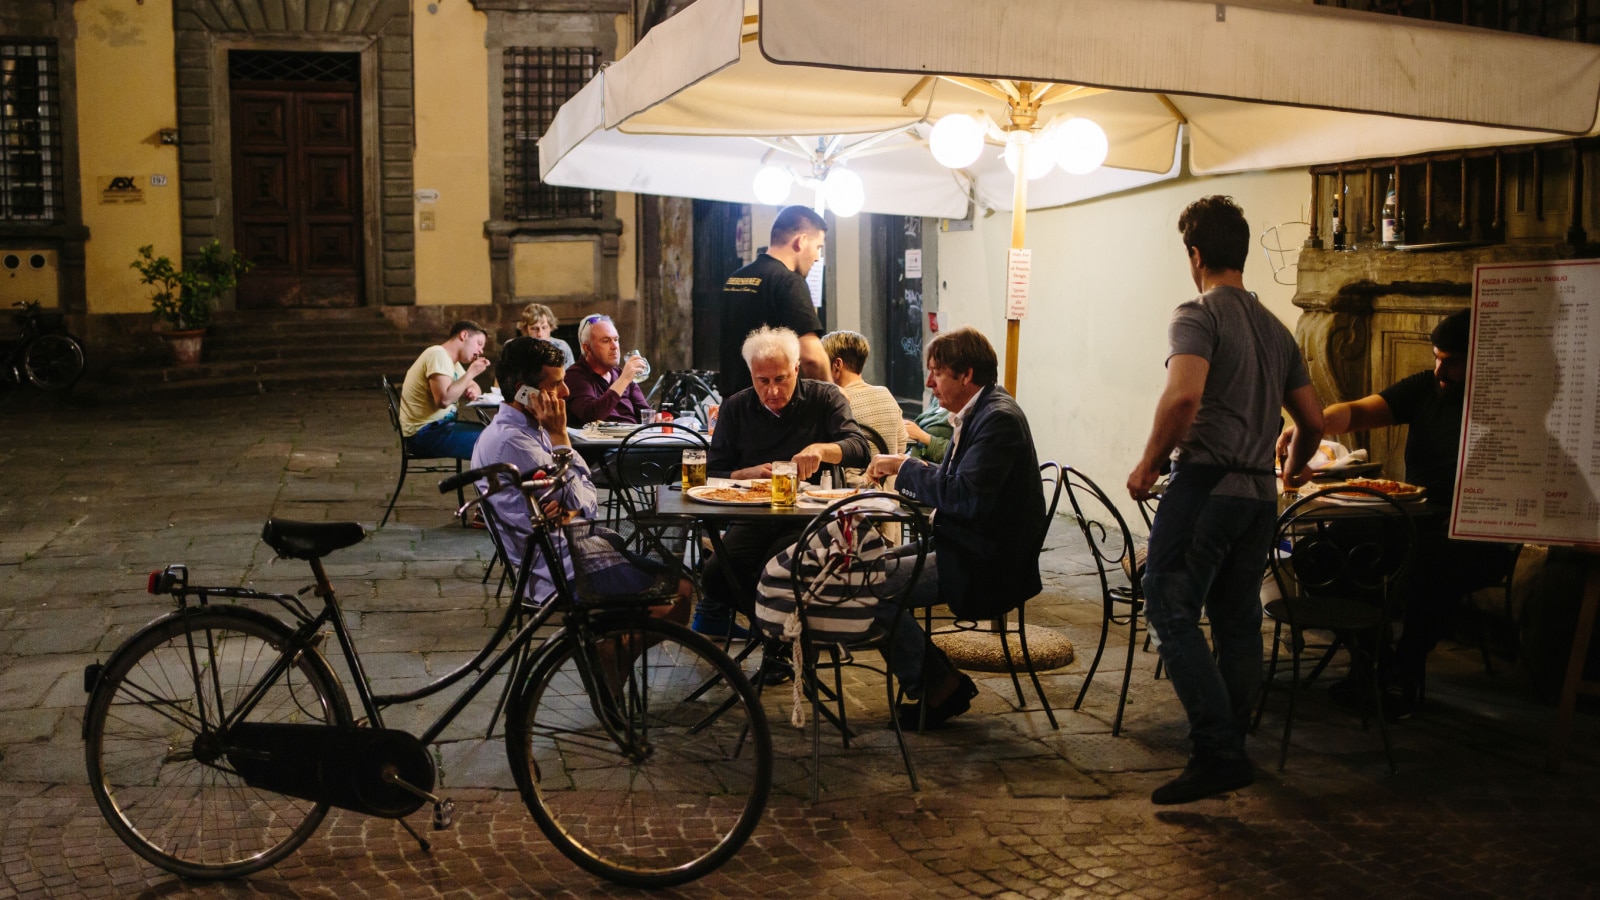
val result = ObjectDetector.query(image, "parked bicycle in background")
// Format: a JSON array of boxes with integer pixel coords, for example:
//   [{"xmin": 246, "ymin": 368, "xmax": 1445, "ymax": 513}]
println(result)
[{"xmin": 2, "ymin": 300, "xmax": 85, "ymax": 391}]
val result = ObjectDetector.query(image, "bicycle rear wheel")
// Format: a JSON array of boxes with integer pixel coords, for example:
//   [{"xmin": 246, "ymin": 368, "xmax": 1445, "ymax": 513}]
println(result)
[
  {"xmin": 21, "ymin": 332, "xmax": 84, "ymax": 390},
  {"xmin": 506, "ymin": 614, "xmax": 772, "ymax": 888},
  {"xmin": 84, "ymin": 607, "xmax": 351, "ymax": 879}
]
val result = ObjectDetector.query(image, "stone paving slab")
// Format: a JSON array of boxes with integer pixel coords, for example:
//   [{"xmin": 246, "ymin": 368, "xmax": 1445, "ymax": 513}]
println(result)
[{"xmin": 2, "ymin": 389, "xmax": 1599, "ymax": 898}]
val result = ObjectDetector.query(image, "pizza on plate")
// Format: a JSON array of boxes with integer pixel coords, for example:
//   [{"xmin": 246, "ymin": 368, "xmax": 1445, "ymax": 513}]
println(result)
[
  {"xmin": 1327, "ymin": 477, "xmax": 1426, "ymax": 499},
  {"xmin": 694, "ymin": 485, "xmax": 771, "ymax": 503},
  {"xmin": 803, "ymin": 487, "xmax": 860, "ymax": 501}
]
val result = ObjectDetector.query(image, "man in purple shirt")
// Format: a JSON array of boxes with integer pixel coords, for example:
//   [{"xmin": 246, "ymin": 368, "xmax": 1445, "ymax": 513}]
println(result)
[{"xmin": 565, "ymin": 314, "xmax": 652, "ymax": 427}]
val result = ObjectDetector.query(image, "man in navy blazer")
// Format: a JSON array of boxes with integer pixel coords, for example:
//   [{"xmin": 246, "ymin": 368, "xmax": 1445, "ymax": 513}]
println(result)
[{"xmin": 867, "ymin": 327, "xmax": 1046, "ymax": 728}]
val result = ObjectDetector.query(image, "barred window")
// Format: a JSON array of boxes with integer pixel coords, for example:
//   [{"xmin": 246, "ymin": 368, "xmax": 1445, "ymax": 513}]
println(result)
[
  {"xmin": 1, "ymin": 41, "xmax": 63, "ymax": 224},
  {"xmin": 504, "ymin": 47, "xmax": 601, "ymax": 221}
]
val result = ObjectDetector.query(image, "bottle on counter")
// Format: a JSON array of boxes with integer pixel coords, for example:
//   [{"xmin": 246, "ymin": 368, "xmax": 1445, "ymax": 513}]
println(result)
[
  {"xmin": 1381, "ymin": 187, "xmax": 1399, "ymax": 248},
  {"xmin": 1331, "ymin": 196, "xmax": 1346, "ymax": 251}
]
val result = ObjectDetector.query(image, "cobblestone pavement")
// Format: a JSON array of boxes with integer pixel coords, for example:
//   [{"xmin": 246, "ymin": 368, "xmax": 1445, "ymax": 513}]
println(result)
[{"xmin": 3, "ymin": 389, "xmax": 1599, "ymax": 898}]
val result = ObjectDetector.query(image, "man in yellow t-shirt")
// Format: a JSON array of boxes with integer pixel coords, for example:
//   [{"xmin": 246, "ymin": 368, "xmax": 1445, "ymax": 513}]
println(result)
[{"xmin": 399, "ymin": 320, "xmax": 491, "ymax": 459}]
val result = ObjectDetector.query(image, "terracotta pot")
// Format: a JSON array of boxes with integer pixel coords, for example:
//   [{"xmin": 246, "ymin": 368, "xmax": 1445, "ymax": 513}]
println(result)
[{"xmin": 157, "ymin": 328, "xmax": 206, "ymax": 367}]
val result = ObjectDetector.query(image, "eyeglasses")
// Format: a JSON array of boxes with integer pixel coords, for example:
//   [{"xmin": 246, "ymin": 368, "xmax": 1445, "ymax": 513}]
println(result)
[{"xmin": 581, "ymin": 314, "xmax": 612, "ymax": 325}]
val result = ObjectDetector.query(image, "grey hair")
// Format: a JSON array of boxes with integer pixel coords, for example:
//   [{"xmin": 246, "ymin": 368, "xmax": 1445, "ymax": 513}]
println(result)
[
  {"xmin": 577, "ymin": 313, "xmax": 613, "ymax": 351},
  {"xmin": 741, "ymin": 326, "xmax": 800, "ymax": 371}
]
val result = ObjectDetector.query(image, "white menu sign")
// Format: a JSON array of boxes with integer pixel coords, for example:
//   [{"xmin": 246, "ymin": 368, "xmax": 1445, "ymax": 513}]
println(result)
[
  {"xmin": 1452, "ymin": 259, "xmax": 1600, "ymax": 548},
  {"xmin": 1005, "ymin": 248, "xmax": 1031, "ymax": 319}
]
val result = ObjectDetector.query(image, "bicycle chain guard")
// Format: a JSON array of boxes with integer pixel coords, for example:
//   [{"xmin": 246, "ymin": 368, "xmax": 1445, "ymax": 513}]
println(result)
[{"xmin": 227, "ymin": 723, "xmax": 435, "ymax": 819}]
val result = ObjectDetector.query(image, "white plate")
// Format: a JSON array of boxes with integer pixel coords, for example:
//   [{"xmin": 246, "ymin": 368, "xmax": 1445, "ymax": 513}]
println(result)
[
  {"xmin": 802, "ymin": 487, "xmax": 861, "ymax": 502},
  {"xmin": 686, "ymin": 485, "xmax": 772, "ymax": 506}
]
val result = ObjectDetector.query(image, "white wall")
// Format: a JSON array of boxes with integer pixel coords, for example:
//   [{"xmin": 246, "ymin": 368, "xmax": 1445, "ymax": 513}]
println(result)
[{"xmin": 935, "ymin": 167, "xmax": 1311, "ymax": 526}]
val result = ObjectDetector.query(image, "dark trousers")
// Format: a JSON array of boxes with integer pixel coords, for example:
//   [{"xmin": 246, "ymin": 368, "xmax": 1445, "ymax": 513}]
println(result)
[
  {"xmin": 1393, "ymin": 532, "xmax": 1517, "ymax": 689},
  {"xmin": 700, "ymin": 521, "xmax": 806, "ymax": 620}
]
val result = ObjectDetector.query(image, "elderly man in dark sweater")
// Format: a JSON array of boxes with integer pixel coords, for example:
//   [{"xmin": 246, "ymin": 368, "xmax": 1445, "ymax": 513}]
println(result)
[{"xmin": 694, "ymin": 326, "xmax": 871, "ymax": 638}]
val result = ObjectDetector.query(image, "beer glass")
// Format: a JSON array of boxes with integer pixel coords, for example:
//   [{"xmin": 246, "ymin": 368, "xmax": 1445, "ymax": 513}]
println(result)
[
  {"xmin": 770, "ymin": 460, "xmax": 797, "ymax": 508},
  {"xmin": 681, "ymin": 448, "xmax": 708, "ymax": 490},
  {"xmin": 626, "ymin": 350, "xmax": 651, "ymax": 383}
]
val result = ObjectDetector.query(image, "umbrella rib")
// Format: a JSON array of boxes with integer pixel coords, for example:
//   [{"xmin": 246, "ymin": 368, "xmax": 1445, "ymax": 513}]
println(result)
[
  {"xmin": 940, "ymin": 75, "xmax": 1014, "ymax": 104},
  {"xmin": 1155, "ymin": 94, "xmax": 1190, "ymax": 125},
  {"xmin": 902, "ymin": 76, "xmax": 934, "ymax": 108}
]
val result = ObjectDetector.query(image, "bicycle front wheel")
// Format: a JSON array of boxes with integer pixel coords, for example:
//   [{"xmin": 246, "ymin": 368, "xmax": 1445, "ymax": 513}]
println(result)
[
  {"xmin": 84, "ymin": 607, "xmax": 351, "ymax": 879},
  {"xmin": 21, "ymin": 332, "xmax": 84, "ymax": 390},
  {"xmin": 506, "ymin": 615, "xmax": 772, "ymax": 888}
]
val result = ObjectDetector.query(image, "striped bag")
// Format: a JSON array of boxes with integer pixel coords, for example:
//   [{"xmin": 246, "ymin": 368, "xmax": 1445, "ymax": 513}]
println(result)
[{"xmin": 754, "ymin": 512, "xmax": 890, "ymax": 644}]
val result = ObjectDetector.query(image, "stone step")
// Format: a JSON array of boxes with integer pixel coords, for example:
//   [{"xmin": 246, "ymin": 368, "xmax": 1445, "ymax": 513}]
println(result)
[{"xmin": 94, "ymin": 368, "xmax": 398, "ymax": 401}]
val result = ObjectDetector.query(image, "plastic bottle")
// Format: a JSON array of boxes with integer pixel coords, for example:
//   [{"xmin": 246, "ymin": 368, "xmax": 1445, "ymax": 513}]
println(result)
[{"xmin": 1331, "ymin": 196, "xmax": 1345, "ymax": 251}]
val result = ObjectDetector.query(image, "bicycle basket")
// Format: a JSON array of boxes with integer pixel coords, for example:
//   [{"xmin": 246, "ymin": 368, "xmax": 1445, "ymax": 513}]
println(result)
[{"xmin": 559, "ymin": 519, "xmax": 680, "ymax": 608}]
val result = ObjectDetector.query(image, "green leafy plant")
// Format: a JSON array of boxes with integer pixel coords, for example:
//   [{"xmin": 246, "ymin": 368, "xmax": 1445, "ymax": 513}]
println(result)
[{"xmin": 132, "ymin": 241, "xmax": 253, "ymax": 331}]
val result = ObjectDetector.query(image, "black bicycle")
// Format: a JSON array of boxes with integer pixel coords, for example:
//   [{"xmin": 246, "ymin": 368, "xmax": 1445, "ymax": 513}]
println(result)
[
  {"xmin": 2, "ymin": 300, "xmax": 84, "ymax": 390},
  {"xmin": 81, "ymin": 450, "xmax": 772, "ymax": 888}
]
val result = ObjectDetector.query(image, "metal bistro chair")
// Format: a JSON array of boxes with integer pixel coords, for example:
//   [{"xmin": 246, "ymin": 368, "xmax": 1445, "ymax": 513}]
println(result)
[
  {"xmin": 1255, "ymin": 485, "xmax": 1417, "ymax": 774},
  {"xmin": 753, "ymin": 493, "xmax": 932, "ymax": 802},
  {"xmin": 605, "ymin": 423, "xmax": 711, "ymax": 578},
  {"xmin": 380, "ymin": 375, "xmax": 463, "ymax": 528},
  {"xmin": 1062, "ymin": 466, "xmax": 1145, "ymax": 737}
]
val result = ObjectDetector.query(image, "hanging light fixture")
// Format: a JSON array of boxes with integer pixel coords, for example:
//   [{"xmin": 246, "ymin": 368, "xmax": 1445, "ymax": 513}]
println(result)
[
  {"xmin": 1003, "ymin": 130, "xmax": 1056, "ymax": 181},
  {"xmin": 929, "ymin": 113, "xmax": 986, "ymax": 169},
  {"xmin": 752, "ymin": 164, "xmax": 794, "ymax": 206},
  {"xmin": 1054, "ymin": 117, "xmax": 1109, "ymax": 175},
  {"xmin": 822, "ymin": 167, "xmax": 864, "ymax": 217}
]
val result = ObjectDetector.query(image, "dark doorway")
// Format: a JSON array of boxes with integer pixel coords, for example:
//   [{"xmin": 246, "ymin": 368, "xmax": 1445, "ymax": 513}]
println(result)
[
  {"xmin": 690, "ymin": 199, "xmax": 747, "ymax": 379},
  {"xmin": 873, "ymin": 215, "xmax": 926, "ymax": 412},
  {"xmin": 229, "ymin": 51, "xmax": 363, "ymax": 309}
]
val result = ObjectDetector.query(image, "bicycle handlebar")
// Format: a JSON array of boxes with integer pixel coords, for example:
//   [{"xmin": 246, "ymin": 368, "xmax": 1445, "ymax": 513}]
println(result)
[{"xmin": 441, "ymin": 448, "xmax": 578, "ymax": 522}]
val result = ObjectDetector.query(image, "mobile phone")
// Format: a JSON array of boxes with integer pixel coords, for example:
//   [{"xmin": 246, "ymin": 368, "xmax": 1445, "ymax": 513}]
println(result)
[{"xmin": 514, "ymin": 384, "xmax": 536, "ymax": 406}]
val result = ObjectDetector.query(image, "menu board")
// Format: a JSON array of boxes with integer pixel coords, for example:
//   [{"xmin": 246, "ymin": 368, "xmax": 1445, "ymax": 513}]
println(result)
[{"xmin": 1451, "ymin": 259, "xmax": 1600, "ymax": 548}]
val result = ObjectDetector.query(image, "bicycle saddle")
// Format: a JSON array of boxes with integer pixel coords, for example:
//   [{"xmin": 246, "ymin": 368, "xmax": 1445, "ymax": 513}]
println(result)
[{"xmin": 261, "ymin": 519, "xmax": 367, "ymax": 560}]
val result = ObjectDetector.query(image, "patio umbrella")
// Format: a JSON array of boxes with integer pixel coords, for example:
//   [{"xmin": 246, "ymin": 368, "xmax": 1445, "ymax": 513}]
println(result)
[{"xmin": 542, "ymin": 0, "xmax": 1600, "ymax": 391}]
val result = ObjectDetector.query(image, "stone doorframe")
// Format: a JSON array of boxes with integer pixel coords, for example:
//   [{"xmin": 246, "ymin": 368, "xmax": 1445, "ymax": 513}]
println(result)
[{"xmin": 174, "ymin": 0, "xmax": 413, "ymax": 307}]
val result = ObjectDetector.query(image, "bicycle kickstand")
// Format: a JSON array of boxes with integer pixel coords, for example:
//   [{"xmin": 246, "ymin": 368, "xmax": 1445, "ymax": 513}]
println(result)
[{"xmin": 380, "ymin": 766, "xmax": 457, "ymax": 852}]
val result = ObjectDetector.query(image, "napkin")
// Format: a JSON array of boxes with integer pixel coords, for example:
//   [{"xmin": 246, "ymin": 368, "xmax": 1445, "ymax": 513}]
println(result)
[{"xmin": 1320, "ymin": 449, "xmax": 1369, "ymax": 474}]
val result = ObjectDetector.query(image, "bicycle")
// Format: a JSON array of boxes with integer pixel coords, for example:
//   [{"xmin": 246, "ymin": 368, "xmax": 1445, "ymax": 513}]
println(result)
[
  {"xmin": 81, "ymin": 449, "xmax": 772, "ymax": 888},
  {"xmin": 2, "ymin": 300, "xmax": 85, "ymax": 390}
]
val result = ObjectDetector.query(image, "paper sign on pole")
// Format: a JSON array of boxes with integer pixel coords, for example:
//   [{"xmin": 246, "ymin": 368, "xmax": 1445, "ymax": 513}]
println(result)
[
  {"xmin": 1451, "ymin": 259, "xmax": 1600, "ymax": 548},
  {"xmin": 1005, "ymin": 248, "xmax": 1031, "ymax": 320}
]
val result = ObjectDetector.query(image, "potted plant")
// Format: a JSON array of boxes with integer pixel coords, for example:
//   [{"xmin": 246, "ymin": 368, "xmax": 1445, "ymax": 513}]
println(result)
[{"xmin": 132, "ymin": 241, "xmax": 252, "ymax": 366}]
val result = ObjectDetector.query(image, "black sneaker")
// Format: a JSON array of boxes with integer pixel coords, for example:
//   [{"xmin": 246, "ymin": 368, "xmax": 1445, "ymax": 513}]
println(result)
[
  {"xmin": 896, "ymin": 673, "xmax": 978, "ymax": 731},
  {"xmin": 1150, "ymin": 756, "xmax": 1255, "ymax": 805}
]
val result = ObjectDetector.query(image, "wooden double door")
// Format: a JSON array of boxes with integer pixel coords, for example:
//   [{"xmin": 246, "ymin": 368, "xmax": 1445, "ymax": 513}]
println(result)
[{"xmin": 231, "ymin": 82, "xmax": 363, "ymax": 308}]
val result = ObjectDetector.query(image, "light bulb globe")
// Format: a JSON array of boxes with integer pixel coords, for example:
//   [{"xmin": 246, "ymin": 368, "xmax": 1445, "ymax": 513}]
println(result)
[
  {"xmin": 929, "ymin": 114, "xmax": 985, "ymax": 169},
  {"xmin": 752, "ymin": 165, "xmax": 793, "ymax": 205},
  {"xmin": 1055, "ymin": 117, "xmax": 1109, "ymax": 175},
  {"xmin": 823, "ymin": 167, "xmax": 864, "ymax": 217}
]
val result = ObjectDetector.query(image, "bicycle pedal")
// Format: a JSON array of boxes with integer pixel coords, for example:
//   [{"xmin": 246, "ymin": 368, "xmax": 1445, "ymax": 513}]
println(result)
[{"xmin": 432, "ymin": 799, "xmax": 456, "ymax": 830}]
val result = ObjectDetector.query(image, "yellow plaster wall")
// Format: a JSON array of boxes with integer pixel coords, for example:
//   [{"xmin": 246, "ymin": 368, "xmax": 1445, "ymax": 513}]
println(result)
[
  {"xmin": 74, "ymin": 0, "xmax": 182, "ymax": 314},
  {"xmin": 513, "ymin": 240, "xmax": 596, "ymax": 296},
  {"xmin": 413, "ymin": 0, "xmax": 492, "ymax": 305}
]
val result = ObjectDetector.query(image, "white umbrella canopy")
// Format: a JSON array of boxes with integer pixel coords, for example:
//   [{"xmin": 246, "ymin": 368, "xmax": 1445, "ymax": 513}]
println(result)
[
  {"xmin": 540, "ymin": 69, "xmax": 1182, "ymax": 217},
  {"xmin": 542, "ymin": 0, "xmax": 1600, "ymax": 389}
]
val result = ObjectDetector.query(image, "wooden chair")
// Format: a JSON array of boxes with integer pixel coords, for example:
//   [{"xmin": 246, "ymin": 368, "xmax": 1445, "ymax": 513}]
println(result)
[{"xmin": 379, "ymin": 375, "xmax": 463, "ymax": 527}]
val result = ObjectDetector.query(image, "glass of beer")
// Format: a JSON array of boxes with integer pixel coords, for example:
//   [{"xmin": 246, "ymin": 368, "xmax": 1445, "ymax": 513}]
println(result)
[
  {"xmin": 681, "ymin": 448, "xmax": 707, "ymax": 490},
  {"xmin": 770, "ymin": 461, "xmax": 797, "ymax": 508}
]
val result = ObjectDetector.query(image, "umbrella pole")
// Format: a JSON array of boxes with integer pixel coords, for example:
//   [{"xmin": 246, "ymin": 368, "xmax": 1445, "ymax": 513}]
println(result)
[{"xmin": 1004, "ymin": 142, "xmax": 1028, "ymax": 396}]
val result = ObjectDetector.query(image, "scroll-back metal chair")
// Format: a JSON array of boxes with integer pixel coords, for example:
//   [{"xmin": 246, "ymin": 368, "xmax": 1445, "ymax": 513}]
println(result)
[
  {"xmin": 753, "ymin": 493, "xmax": 932, "ymax": 802},
  {"xmin": 1062, "ymin": 466, "xmax": 1144, "ymax": 736},
  {"xmin": 380, "ymin": 375, "xmax": 463, "ymax": 527},
  {"xmin": 917, "ymin": 462, "xmax": 1065, "ymax": 729},
  {"xmin": 1255, "ymin": 485, "xmax": 1417, "ymax": 773},
  {"xmin": 605, "ymin": 424, "xmax": 710, "ymax": 578}
]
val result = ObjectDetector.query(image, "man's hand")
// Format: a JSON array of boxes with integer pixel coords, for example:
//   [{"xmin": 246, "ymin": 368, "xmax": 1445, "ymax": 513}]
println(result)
[
  {"xmin": 791, "ymin": 443, "xmax": 831, "ymax": 481},
  {"xmin": 1127, "ymin": 463, "xmax": 1162, "ymax": 501},
  {"xmin": 1275, "ymin": 426, "xmax": 1310, "ymax": 490},
  {"xmin": 529, "ymin": 389, "xmax": 567, "ymax": 436},
  {"xmin": 540, "ymin": 498, "xmax": 577, "ymax": 525},
  {"xmin": 731, "ymin": 463, "xmax": 773, "ymax": 481},
  {"xmin": 466, "ymin": 356, "xmax": 491, "ymax": 379},
  {"xmin": 865, "ymin": 454, "xmax": 907, "ymax": 485},
  {"xmin": 462, "ymin": 380, "xmax": 482, "ymax": 402},
  {"xmin": 904, "ymin": 420, "xmax": 931, "ymax": 444}
]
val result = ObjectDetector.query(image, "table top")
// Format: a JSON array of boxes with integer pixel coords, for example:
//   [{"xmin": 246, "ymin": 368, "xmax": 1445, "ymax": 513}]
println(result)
[{"xmin": 655, "ymin": 482, "xmax": 819, "ymax": 522}]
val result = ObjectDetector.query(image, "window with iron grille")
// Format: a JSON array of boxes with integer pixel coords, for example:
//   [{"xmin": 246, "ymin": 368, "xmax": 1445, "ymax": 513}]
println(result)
[
  {"xmin": 504, "ymin": 47, "xmax": 602, "ymax": 221},
  {"xmin": 0, "ymin": 41, "xmax": 63, "ymax": 224}
]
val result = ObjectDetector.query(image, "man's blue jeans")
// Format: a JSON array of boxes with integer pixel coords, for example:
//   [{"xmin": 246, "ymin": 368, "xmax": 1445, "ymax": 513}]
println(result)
[
  {"xmin": 1142, "ymin": 491, "xmax": 1276, "ymax": 760},
  {"xmin": 407, "ymin": 414, "xmax": 483, "ymax": 461}
]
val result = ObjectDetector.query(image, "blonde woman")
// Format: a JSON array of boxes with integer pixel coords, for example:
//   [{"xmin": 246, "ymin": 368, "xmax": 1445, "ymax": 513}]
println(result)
[{"xmin": 516, "ymin": 303, "xmax": 575, "ymax": 368}]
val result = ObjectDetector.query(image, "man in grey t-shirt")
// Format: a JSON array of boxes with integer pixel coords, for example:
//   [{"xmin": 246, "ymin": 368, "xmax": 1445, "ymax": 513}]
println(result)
[{"xmin": 1128, "ymin": 196, "xmax": 1324, "ymax": 805}]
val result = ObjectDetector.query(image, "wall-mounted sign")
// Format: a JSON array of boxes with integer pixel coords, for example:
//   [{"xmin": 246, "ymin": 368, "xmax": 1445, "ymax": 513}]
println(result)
[
  {"xmin": 98, "ymin": 176, "xmax": 144, "ymax": 205},
  {"xmin": 150, "ymin": 174, "xmax": 168, "ymax": 187},
  {"xmin": 414, "ymin": 189, "xmax": 440, "ymax": 203},
  {"xmin": 904, "ymin": 248, "xmax": 922, "ymax": 280}
]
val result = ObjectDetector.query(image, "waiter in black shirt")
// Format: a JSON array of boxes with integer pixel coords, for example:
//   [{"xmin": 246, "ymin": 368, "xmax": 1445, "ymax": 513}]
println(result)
[
  {"xmin": 719, "ymin": 206, "xmax": 832, "ymax": 396},
  {"xmin": 1279, "ymin": 309, "xmax": 1516, "ymax": 714}
]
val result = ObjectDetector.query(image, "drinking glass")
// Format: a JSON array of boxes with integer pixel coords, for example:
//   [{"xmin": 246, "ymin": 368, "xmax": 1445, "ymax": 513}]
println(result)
[
  {"xmin": 626, "ymin": 350, "xmax": 651, "ymax": 383},
  {"xmin": 770, "ymin": 461, "xmax": 797, "ymax": 508},
  {"xmin": 681, "ymin": 448, "xmax": 708, "ymax": 490}
]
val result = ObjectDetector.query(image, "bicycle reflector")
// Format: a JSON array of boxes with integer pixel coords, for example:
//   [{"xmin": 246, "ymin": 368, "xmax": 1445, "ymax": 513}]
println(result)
[
  {"xmin": 147, "ymin": 571, "xmax": 161, "ymax": 594},
  {"xmin": 147, "ymin": 565, "xmax": 186, "ymax": 594}
]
